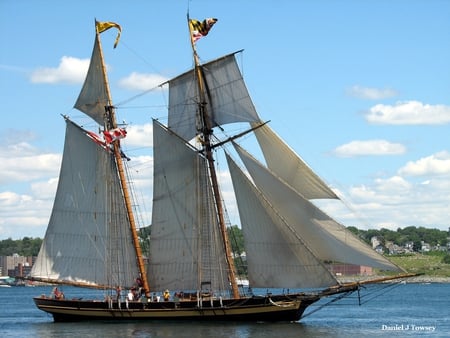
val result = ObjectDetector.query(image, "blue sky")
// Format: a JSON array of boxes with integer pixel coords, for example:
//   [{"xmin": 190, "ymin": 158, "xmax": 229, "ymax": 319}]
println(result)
[{"xmin": 1, "ymin": 0, "xmax": 449, "ymax": 239}]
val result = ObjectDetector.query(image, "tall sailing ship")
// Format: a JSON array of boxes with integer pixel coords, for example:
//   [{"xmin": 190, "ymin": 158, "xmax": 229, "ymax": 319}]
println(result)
[{"xmin": 30, "ymin": 18, "xmax": 415, "ymax": 322}]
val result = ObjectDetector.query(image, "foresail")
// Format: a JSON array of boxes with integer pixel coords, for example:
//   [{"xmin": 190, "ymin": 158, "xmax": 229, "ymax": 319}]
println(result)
[
  {"xmin": 252, "ymin": 123, "xmax": 338, "ymax": 200},
  {"xmin": 167, "ymin": 52, "xmax": 260, "ymax": 141},
  {"xmin": 226, "ymin": 153, "xmax": 338, "ymax": 288},
  {"xmin": 149, "ymin": 120, "xmax": 230, "ymax": 293},
  {"xmin": 30, "ymin": 119, "xmax": 140, "ymax": 287},
  {"xmin": 233, "ymin": 142, "xmax": 401, "ymax": 272},
  {"xmin": 74, "ymin": 33, "xmax": 109, "ymax": 126}
]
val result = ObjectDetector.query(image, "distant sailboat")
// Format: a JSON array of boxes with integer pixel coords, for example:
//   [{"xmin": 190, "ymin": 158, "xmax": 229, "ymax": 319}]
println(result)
[{"xmin": 30, "ymin": 18, "xmax": 416, "ymax": 322}]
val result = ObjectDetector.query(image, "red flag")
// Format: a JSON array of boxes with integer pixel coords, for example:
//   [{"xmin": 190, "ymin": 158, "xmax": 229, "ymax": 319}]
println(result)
[
  {"xmin": 86, "ymin": 131, "xmax": 107, "ymax": 147},
  {"xmin": 103, "ymin": 127, "xmax": 127, "ymax": 144}
]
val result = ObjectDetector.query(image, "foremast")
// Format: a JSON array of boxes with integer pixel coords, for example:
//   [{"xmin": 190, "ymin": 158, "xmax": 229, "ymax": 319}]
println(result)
[
  {"xmin": 187, "ymin": 16, "xmax": 240, "ymax": 299},
  {"xmin": 95, "ymin": 21, "xmax": 150, "ymax": 298}
]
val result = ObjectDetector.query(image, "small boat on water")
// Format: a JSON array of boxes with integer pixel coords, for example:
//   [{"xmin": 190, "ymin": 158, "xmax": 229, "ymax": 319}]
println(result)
[{"xmin": 29, "ymin": 17, "xmax": 416, "ymax": 322}]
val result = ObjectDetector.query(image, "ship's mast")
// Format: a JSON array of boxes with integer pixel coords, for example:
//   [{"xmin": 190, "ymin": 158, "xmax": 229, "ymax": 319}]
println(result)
[
  {"xmin": 95, "ymin": 23, "xmax": 151, "ymax": 298},
  {"xmin": 187, "ymin": 17, "xmax": 240, "ymax": 299}
]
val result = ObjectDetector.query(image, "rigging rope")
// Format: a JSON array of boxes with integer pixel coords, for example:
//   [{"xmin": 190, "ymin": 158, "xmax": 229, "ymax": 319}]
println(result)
[{"xmin": 302, "ymin": 280, "xmax": 406, "ymax": 318}]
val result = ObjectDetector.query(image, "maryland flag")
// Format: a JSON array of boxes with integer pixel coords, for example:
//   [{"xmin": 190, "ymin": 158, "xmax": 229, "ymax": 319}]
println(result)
[
  {"xmin": 189, "ymin": 18, "xmax": 218, "ymax": 42},
  {"xmin": 96, "ymin": 21, "xmax": 122, "ymax": 48}
]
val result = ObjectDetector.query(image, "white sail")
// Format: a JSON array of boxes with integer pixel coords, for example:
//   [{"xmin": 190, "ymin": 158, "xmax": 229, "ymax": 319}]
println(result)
[
  {"xmin": 167, "ymin": 52, "xmax": 260, "ymax": 141},
  {"xmin": 233, "ymin": 142, "xmax": 400, "ymax": 271},
  {"xmin": 74, "ymin": 34, "xmax": 109, "ymax": 126},
  {"xmin": 252, "ymin": 123, "xmax": 338, "ymax": 200},
  {"xmin": 30, "ymin": 119, "xmax": 140, "ymax": 287},
  {"xmin": 149, "ymin": 120, "xmax": 230, "ymax": 293},
  {"xmin": 226, "ymin": 153, "xmax": 338, "ymax": 288}
]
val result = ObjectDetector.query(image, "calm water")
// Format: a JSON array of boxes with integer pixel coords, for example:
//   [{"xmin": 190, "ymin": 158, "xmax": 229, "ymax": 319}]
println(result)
[{"xmin": 0, "ymin": 283, "xmax": 448, "ymax": 337}]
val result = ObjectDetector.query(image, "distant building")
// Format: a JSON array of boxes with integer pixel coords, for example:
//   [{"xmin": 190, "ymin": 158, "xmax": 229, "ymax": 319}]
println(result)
[
  {"xmin": 328, "ymin": 264, "xmax": 373, "ymax": 276},
  {"xmin": 0, "ymin": 254, "xmax": 33, "ymax": 277},
  {"xmin": 371, "ymin": 236, "xmax": 382, "ymax": 249},
  {"xmin": 404, "ymin": 241, "xmax": 414, "ymax": 252},
  {"xmin": 421, "ymin": 241, "xmax": 431, "ymax": 252}
]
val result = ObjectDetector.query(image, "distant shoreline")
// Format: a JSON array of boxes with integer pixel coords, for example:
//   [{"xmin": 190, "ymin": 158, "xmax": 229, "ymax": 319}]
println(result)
[{"xmin": 338, "ymin": 275, "xmax": 450, "ymax": 284}]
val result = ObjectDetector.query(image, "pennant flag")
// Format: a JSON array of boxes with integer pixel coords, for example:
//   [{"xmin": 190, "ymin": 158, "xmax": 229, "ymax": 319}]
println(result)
[
  {"xmin": 189, "ymin": 18, "xmax": 217, "ymax": 42},
  {"xmin": 121, "ymin": 149, "xmax": 131, "ymax": 161},
  {"xmin": 103, "ymin": 127, "xmax": 127, "ymax": 144},
  {"xmin": 96, "ymin": 21, "xmax": 122, "ymax": 48}
]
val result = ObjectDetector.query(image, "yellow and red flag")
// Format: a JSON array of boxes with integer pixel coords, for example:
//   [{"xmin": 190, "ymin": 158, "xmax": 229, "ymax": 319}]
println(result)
[{"xmin": 189, "ymin": 18, "xmax": 218, "ymax": 43}]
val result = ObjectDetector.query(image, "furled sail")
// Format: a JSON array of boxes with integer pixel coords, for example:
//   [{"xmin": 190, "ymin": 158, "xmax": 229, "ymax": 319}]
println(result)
[
  {"xmin": 226, "ymin": 153, "xmax": 338, "ymax": 288},
  {"xmin": 74, "ymin": 33, "xmax": 109, "ymax": 126},
  {"xmin": 167, "ymin": 52, "xmax": 260, "ymax": 141},
  {"xmin": 233, "ymin": 142, "xmax": 401, "ymax": 272},
  {"xmin": 252, "ymin": 123, "xmax": 338, "ymax": 200},
  {"xmin": 30, "ymin": 119, "xmax": 140, "ymax": 287},
  {"xmin": 148, "ymin": 120, "xmax": 230, "ymax": 293}
]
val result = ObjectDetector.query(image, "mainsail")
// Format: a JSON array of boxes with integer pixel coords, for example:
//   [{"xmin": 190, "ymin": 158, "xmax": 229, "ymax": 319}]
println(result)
[
  {"xmin": 148, "ymin": 120, "xmax": 229, "ymax": 292},
  {"xmin": 31, "ymin": 21, "xmax": 147, "ymax": 291},
  {"xmin": 30, "ymin": 119, "xmax": 140, "ymax": 287}
]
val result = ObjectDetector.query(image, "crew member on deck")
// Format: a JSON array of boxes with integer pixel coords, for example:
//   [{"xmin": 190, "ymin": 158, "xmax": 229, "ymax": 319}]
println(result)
[
  {"xmin": 115, "ymin": 286, "xmax": 122, "ymax": 301},
  {"xmin": 163, "ymin": 289, "xmax": 170, "ymax": 301},
  {"xmin": 52, "ymin": 287, "xmax": 64, "ymax": 300}
]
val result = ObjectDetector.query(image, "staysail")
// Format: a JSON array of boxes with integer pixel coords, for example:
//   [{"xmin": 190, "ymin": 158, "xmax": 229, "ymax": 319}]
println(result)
[
  {"xmin": 30, "ymin": 119, "xmax": 140, "ymax": 287},
  {"xmin": 226, "ymin": 153, "xmax": 338, "ymax": 288},
  {"xmin": 167, "ymin": 52, "xmax": 260, "ymax": 141},
  {"xmin": 252, "ymin": 123, "xmax": 338, "ymax": 200},
  {"xmin": 148, "ymin": 120, "xmax": 230, "ymax": 293},
  {"xmin": 232, "ymin": 142, "xmax": 401, "ymax": 272}
]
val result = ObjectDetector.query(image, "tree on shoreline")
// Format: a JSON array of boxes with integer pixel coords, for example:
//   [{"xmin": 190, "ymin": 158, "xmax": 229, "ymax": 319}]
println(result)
[{"xmin": 1, "ymin": 226, "xmax": 448, "ymax": 256}]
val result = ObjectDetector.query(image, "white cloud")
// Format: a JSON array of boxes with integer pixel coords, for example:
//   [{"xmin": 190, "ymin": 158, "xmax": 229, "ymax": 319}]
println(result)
[
  {"xmin": 333, "ymin": 140, "xmax": 406, "ymax": 157},
  {"xmin": 30, "ymin": 56, "xmax": 89, "ymax": 84},
  {"xmin": 366, "ymin": 100, "xmax": 450, "ymax": 125},
  {"xmin": 398, "ymin": 151, "xmax": 450, "ymax": 176},
  {"xmin": 317, "ymin": 148, "xmax": 450, "ymax": 230},
  {"xmin": 329, "ymin": 172, "xmax": 450, "ymax": 230},
  {"xmin": 347, "ymin": 85, "xmax": 398, "ymax": 100},
  {"xmin": 0, "ymin": 145, "xmax": 61, "ymax": 185},
  {"xmin": 0, "ymin": 191, "xmax": 53, "ymax": 239},
  {"xmin": 122, "ymin": 123, "xmax": 153, "ymax": 147},
  {"xmin": 118, "ymin": 72, "xmax": 168, "ymax": 91},
  {"xmin": 30, "ymin": 178, "xmax": 59, "ymax": 200}
]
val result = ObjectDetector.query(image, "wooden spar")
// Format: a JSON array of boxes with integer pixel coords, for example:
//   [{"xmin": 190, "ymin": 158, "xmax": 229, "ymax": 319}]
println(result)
[
  {"xmin": 323, "ymin": 272, "xmax": 423, "ymax": 294},
  {"xmin": 187, "ymin": 16, "xmax": 240, "ymax": 299},
  {"xmin": 317, "ymin": 273, "xmax": 423, "ymax": 298},
  {"xmin": 211, "ymin": 120, "xmax": 270, "ymax": 150},
  {"xmin": 344, "ymin": 272, "xmax": 423, "ymax": 287},
  {"xmin": 22, "ymin": 276, "xmax": 120, "ymax": 290},
  {"xmin": 95, "ymin": 23, "xmax": 151, "ymax": 298}
]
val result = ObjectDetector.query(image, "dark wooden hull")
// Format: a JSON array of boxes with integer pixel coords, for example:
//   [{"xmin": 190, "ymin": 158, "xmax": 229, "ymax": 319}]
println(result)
[{"xmin": 33, "ymin": 293, "xmax": 321, "ymax": 322}]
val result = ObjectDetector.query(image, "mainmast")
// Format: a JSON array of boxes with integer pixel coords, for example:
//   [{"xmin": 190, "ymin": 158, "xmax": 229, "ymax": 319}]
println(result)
[
  {"xmin": 187, "ymin": 16, "xmax": 240, "ymax": 298},
  {"xmin": 95, "ymin": 22, "xmax": 151, "ymax": 298}
]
